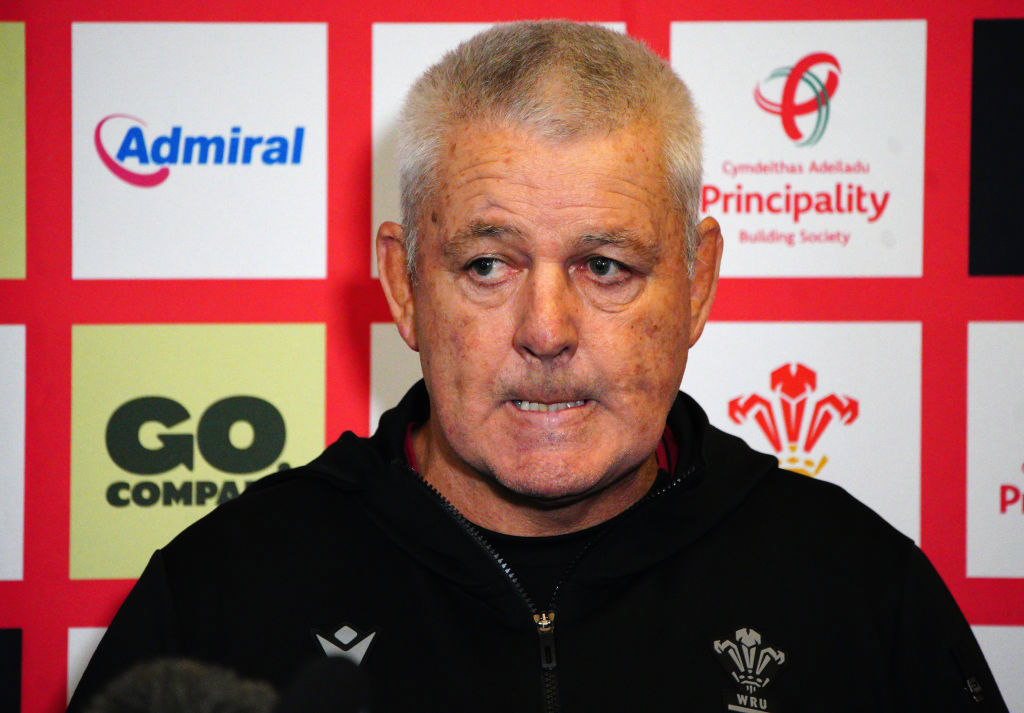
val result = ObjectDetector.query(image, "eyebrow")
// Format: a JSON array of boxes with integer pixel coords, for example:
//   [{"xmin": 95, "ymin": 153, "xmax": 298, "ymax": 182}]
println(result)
[
  {"xmin": 443, "ymin": 221, "xmax": 525, "ymax": 260},
  {"xmin": 442, "ymin": 222, "xmax": 662, "ymax": 262},
  {"xmin": 577, "ymin": 230, "xmax": 662, "ymax": 261}
]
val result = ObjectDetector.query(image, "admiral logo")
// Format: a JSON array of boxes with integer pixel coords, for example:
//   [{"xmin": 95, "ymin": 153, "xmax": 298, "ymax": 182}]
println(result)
[
  {"xmin": 714, "ymin": 627, "xmax": 786, "ymax": 713},
  {"xmin": 729, "ymin": 363, "xmax": 858, "ymax": 476},
  {"xmin": 754, "ymin": 53, "xmax": 840, "ymax": 146},
  {"xmin": 72, "ymin": 23, "xmax": 326, "ymax": 279},
  {"xmin": 104, "ymin": 395, "xmax": 289, "ymax": 507},
  {"xmin": 95, "ymin": 114, "xmax": 305, "ymax": 187}
]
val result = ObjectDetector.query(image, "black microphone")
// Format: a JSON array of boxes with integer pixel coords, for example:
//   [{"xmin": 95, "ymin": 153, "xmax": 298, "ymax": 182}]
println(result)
[{"xmin": 272, "ymin": 657, "xmax": 371, "ymax": 713}]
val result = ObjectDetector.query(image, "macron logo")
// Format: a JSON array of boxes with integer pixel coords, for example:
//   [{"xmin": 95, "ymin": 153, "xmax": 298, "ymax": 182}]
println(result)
[
  {"xmin": 94, "ymin": 114, "xmax": 306, "ymax": 188},
  {"xmin": 315, "ymin": 624, "xmax": 376, "ymax": 666}
]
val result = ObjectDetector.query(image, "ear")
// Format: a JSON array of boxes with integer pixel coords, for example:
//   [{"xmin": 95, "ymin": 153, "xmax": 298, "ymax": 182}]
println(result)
[
  {"xmin": 688, "ymin": 216, "xmax": 724, "ymax": 347},
  {"xmin": 376, "ymin": 221, "xmax": 419, "ymax": 351}
]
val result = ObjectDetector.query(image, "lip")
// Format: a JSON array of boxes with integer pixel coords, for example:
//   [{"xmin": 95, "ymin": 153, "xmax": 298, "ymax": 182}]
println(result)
[
  {"xmin": 511, "ymin": 398, "xmax": 587, "ymax": 413},
  {"xmin": 505, "ymin": 398, "xmax": 594, "ymax": 422}
]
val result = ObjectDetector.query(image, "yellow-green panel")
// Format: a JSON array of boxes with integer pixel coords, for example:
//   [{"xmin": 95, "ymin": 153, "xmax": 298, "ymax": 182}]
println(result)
[
  {"xmin": 70, "ymin": 324, "xmax": 326, "ymax": 579},
  {"xmin": 0, "ymin": 23, "xmax": 26, "ymax": 279}
]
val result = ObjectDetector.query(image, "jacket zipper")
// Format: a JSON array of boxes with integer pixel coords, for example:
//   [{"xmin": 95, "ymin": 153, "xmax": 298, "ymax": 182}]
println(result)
[
  {"xmin": 409, "ymin": 467, "xmax": 559, "ymax": 710},
  {"xmin": 408, "ymin": 463, "xmax": 694, "ymax": 713}
]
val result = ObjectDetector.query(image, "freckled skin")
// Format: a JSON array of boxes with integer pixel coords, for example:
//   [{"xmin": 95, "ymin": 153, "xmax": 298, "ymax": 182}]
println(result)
[{"xmin": 377, "ymin": 122, "xmax": 723, "ymax": 535}]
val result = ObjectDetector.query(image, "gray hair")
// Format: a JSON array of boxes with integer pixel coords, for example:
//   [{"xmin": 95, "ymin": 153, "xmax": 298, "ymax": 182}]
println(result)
[{"xmin": 397, "ymin": 20, "xmax": 703, "ymax": 278}]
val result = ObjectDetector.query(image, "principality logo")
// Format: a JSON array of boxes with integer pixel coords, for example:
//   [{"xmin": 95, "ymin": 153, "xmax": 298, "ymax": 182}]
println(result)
[
  {"xmin": 729, "ymin": 363, "xmax": 858, "ymax": 476},
  {"xmin": 714, "ymin": 627, "xmax": 786, "ymax": 713},
  {"xmin": 754, "ymin": 53, "xmax": 841, "ymax": 146},
  {"xmin": 94, "ymin": 114, "xmax": 306, "ymax": 187},
  {"xmin": 314, "ymin": 623, "xmax": 377, "ymax": 666}
]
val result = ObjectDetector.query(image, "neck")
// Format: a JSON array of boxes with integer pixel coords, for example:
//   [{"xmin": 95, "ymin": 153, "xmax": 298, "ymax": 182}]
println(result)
[{"xmin": 411, "ymin": 420, "xmax": 660, "ymax": 537}]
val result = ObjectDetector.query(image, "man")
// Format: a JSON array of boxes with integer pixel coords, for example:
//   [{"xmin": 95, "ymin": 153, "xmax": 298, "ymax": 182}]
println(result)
[{"xmin": 70, "ymin": 21, "xmax": 1006, "ymax": 713}]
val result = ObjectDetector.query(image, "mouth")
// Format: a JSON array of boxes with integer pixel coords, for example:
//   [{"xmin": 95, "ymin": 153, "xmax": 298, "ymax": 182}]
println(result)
[{"xmin": 511, "ymin": 399, "xmax": 588, "ymax": 413}]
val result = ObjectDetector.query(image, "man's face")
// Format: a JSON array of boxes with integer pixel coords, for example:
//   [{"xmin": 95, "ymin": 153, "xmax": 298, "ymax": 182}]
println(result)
[{"xmin": 379, "ymin": 121, "xmax": 721, "ymax": 507}]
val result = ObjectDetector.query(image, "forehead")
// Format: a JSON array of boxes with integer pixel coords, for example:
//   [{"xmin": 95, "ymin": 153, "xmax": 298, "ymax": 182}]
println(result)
[{"xmin": 429, "ymin": 121, "xmax": 677, "ymax": 238}]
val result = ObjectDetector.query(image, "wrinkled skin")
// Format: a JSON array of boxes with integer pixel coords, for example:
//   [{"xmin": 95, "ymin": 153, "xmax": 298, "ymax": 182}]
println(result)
[{"xmin": 377, "ymin": 122, "xmax": 722, "ymax": 535}]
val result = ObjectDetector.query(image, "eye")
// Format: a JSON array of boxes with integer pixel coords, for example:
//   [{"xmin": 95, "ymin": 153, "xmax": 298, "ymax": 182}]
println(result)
[
  {"xmin": 585, "ymin": 255, "xmax": 627, "ymax": 280},
  {"xmin": 465, "ymin": 256, "xmax": 510, "ymax": 282}
]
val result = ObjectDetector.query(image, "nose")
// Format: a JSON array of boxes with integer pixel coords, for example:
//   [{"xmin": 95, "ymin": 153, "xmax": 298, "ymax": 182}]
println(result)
[{"xmin": 513, "ymin": 263, "xmax": 579, "ymax": 363}]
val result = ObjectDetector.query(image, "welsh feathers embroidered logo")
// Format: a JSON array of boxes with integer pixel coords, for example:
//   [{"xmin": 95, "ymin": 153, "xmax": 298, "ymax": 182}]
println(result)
[
  {"xmin": 754, "ymin": 53, "xmax": 841, "ymax": 146},
  {"xmin": 713, "ymin": 627, "xmax": 787, "ymax": 713},
  {"xmin": 729, "ymin": 363, "xmax": 858, "ymax": 476}
]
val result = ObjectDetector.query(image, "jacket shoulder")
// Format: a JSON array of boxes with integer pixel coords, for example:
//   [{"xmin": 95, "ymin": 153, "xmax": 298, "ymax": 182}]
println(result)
[
  {"xmin": 756, "ymin": 466, "xmax": 910, "ymax": 539},
  {"xmin": 159, "ymin": 448, "xmax": 372, "ymax": 576}
]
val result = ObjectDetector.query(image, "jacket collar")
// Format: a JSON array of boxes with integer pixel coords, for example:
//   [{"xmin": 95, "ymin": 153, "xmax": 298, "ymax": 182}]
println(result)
[{"xmin": 292, "ymin": 381, "xmax": 778, "ymax": 614}]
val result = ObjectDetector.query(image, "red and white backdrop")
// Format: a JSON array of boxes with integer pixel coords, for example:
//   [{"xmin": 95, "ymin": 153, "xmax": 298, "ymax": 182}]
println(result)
[{"xmin": 1, "ymin": 1, "xmax": 1022, "ymax": 710}]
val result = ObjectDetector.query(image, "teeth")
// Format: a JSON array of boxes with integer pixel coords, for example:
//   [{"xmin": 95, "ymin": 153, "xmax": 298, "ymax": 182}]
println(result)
[{"xmin": 512, "ymin": 400, "xmax": 586, "ymax": 412}]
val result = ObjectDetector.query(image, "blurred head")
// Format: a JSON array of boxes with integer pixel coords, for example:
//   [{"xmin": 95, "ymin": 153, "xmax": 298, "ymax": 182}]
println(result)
[
  {"xmin": 273, "ymin": 657, "xmax": 370, "ymax": 713},
  {"xmin": 84, "ymin": 659, "xmax": 278, "ymax": 713}
]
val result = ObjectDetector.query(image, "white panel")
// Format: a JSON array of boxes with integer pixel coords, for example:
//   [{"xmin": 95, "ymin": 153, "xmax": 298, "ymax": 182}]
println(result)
[
  {"xmin": 370, "ymin": 21, "xmax": 627, "ymax": 276},
  {"xmin": 0, "ymin": 325, "xmax": 25, "ymax": 580},
  {"xmin": 671, "ymin": 21, "xmax": 925, "ymax": 277},
  {"xmin": 683, "ymin": 322, "xmax": 921, "ymax": 542},
  {"xmin": 967, "ymin": 323, "xmax": 1024, "ymax": 577},
  {"xmin": 72, "ymin": 23, "xmax": 326, "ymax": 278},
  {"xmin": 370, "ymin": 322, "xmax": 422, "ymax": 432},
  {"xmin": 372, "ymin": 21, "xmax": 494, "ymax": 277},
  {"xmin": 973, "ymin": 625, "xmax": 1024, "ymax": 712},
  {"xmin": 67, "ymin": 627, "xmax": 106, "ymax": 703}
]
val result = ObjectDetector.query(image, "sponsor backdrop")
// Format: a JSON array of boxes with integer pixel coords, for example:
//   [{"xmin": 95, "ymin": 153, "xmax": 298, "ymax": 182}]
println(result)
[
  {"xmin": 0, "ymin": 22, "xmax": 25, "ymax": 279},
  {"xmin": 0, "ymin": 1, "xmax": 1022, "ymax": 711},
  {"xmin": 683, "ymin": 322, "xmax": 923, "ymax": 542},
  {"xmin": 69, "ymin": 324, "xmax": 324, "ymax": 579},
  {"xmin": 1, "ymin": 629, "xmax": 21, "ymax": 713},
  {"xmin": 0, "ymin": 326, "xmax": 25, "ymax": 582},
  {"xmin": 72, "ymin": 23, "xmax": 327, "ymax": 279},
  {"xmin": 672, "ymin": 21, "xmax": 925, "ymax": 278}
]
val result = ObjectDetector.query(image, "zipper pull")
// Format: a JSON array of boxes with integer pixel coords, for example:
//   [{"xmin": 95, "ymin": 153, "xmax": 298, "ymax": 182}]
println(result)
[{"xmin": 534, "ymin": 611, "xmax": 558, "ymax": 670}]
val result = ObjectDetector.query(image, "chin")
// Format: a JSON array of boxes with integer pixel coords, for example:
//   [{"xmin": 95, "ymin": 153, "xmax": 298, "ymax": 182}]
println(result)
[{"xmin": 490, "ymin": 465, "xmax": 610, "ymax": 506}]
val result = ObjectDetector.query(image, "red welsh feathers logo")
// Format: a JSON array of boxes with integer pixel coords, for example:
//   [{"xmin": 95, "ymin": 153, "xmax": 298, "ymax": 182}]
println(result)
[{"xmin": 729, "ymin": 363, "xmax": 858, "ymax": 476}]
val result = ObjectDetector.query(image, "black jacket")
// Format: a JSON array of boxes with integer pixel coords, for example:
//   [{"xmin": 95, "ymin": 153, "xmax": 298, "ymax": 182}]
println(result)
[{"xmin": 68, "ymin": 383, "xmax": 1007, "ymax": 713}]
